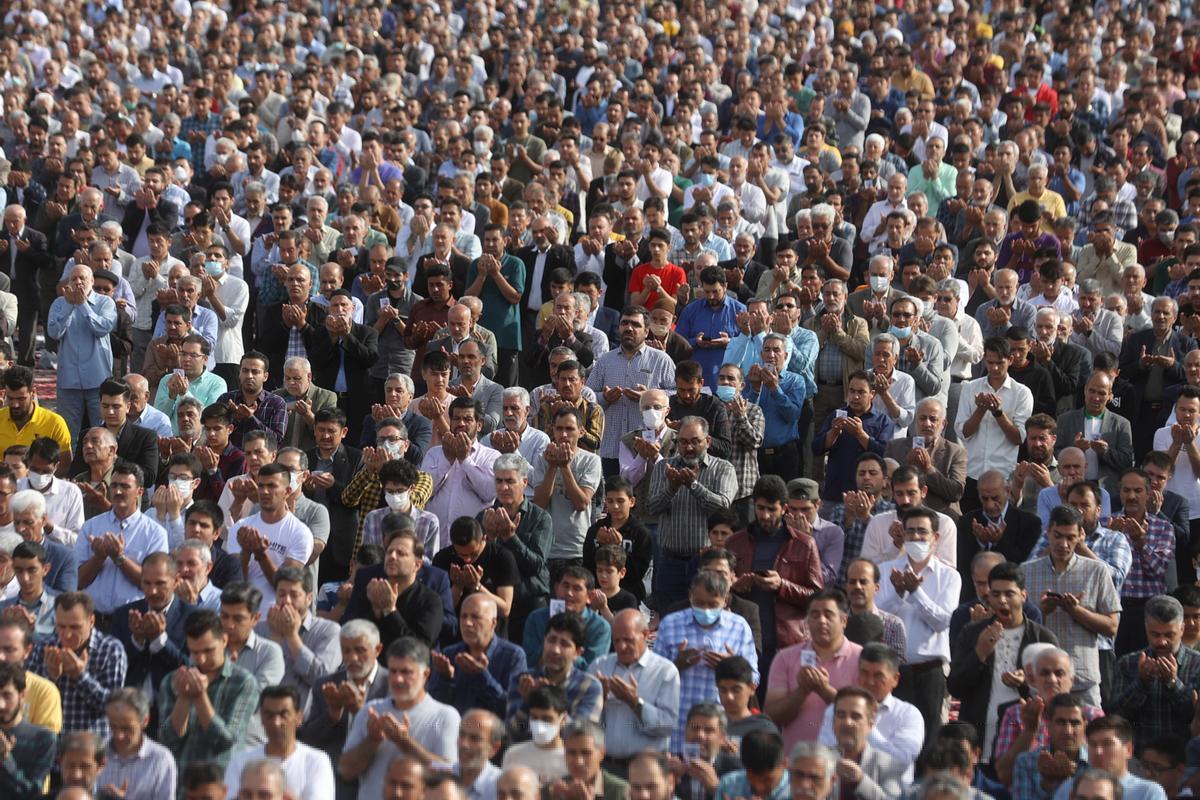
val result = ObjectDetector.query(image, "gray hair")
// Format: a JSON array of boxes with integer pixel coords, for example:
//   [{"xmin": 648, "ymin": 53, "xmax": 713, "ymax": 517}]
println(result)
[
  {"xmin": 277, "ymin": 447, "xmax": 309, "ymax": 470},
  {"xmin": 872, "ymin": 332, "xmax": 900, "ymax": 355},
  {"xmin": 307, "ymin": 195, "xmax": 328, "ymax": 212},
  {"xmin": 494, "ymin": 453, "xmax": 530, "ymax": 478},
  {"xmin": 935, "ymin": 278, "xmax": 959, "ymax": 295},
  {"xmin": 789, "ymin": 741, "xmax": 839, "ymax": 779},
  {"xmin": 916, "ymin": 396, "xmax": 945, "ymax": 417},
  {"xmin": 341, "ymin": 618, "xmax": 381, "ymax": 647},
  {"xmin": 100, "ymin": 220, "xmax": 123, "ymax": 236},
  {"xmin": 385, "ymin": 372, "xmax": 415, "ymax": 393},
  {"xmin": 106, "ymin": 686, "xmax": 151, "ymax": 719},
  {"xmin": 869, "ymin": 253, "xmax": 895, "ymax": 273},
  {"xmin": 173, "ymin": 539, "xmax": 212, "ymax": 566},
  {"xmin": 177, "ymin": 396, "xmax": 204, "ymax": 416},
  {"xmin": 240, "ymin": 759, "xmax": 286, "ymax": 794},
  {"xmin": 177, "ymin": 275, "xmax": 202, "ymax": 292},
  {"xmin": 10, "ymin": 489, "xmax": 46, "ymax": 518},
  {"xmin": 573, "ymin": 291, "xmax": 593, "ymax": 313},
  {"xmin": 501, "ymin": 386, "xmax": 530, "ymax": 405},
  {"xmin": 686, "ymin": 701, "xmax": 728, "ymax": 731},
  {"xmin": 810, "ymin": 203, "xmax": 835, "ymax": 222},
  {"xmin": 0, "ymin": 531, "xmax": 21, "ymax": 556},
  {"xmin": 1021, "ymin": 642, "xmax": 1059, "ymax": 672},
  {"xmin": 1145, "ymin": 594, "xmax": 1184, "ymax": 624},
  {"xmin": 1069, "ymin": 769, "xmax": 1125, "ymax": 800},
  {"xmin": 1035, "ymin": 306, "xmax": 1060, "ymax": 323},
  {"xmin": 763, "ymin": 332, "xmax": 790, "ymax": 349},
  {"xmin": 283, "ymin": 356, "xmax": 312, "ymax": 373},
  {"xmin": 561, "ymin": 719, "xmax": 605, "ymax": 748},
  {"xmin": 86, "ymin": 426, "xmax": 118, "ymax": 448},
  {"xmin": 691, "ymin": 569, "xmax": 729, "ymax": 597},
  {"xmin": 1035, "ymin": 646, "xmax": 1073, "ymax": 675},
  {"xmin": 1078, "ymin": 279, "xmax": 1103, "ymax": 298},
  {"xmin": 679, "ymin": 414, "xmax": 709, "ymax": 435},
  {"xmin": 457, "ymin": 295, "xmax": 482, "ymax": 315},
  {"xmin": 1153, "ymin": 296, "xmax": 1178, "ymax": 315},
  {"xmin": 1028, "ymin": 163, "xmax": 1048, "ymax": 178},
  {"xmin": 244, "ymin": 180, "xmax": 267, "ymax": 197},
  {"xmin": 918, "ymin": 776, "xmax": 972, "ymax": 800}
]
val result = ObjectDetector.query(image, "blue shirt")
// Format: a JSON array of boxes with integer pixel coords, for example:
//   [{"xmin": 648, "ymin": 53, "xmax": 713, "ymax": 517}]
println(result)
[
  {"xmin": 1012, "ymin": 749, "xmax": 1088, "ymax": 800},
  {"xmin": 744, "ymin": 371, "xmax": 809, "ymax": 447},
  {"xmin": 812, "ymin": 407, "xmax": 894, "ymax": 501},
  {"xmin": 428, "ymin": 635, "xmax": 528, "ymax": 717},
  {"xmin": 785, "ymin": 327, "xmax": 818, "ymax": 395},
  {"xmin": 674, "ymin": 295, "xmax": 746, "ymax": 388},
  {"xmin": 757, "ymin": 112, "xmax": 805, "ymax": 149},
  {"xmin": 1051, "ymin": 771, "xmax": 1166, "ymax": 800},
  {"xmin": 47, "ymin": 291, "xmax": 118, "ymax": 390},
  {"xmin": 74, "ymin": 509, "xmax": 170, "ymax": 614}
]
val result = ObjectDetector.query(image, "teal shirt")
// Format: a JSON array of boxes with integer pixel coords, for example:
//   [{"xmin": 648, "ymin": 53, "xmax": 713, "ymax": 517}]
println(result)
[
  {"xmin": 154, "ymin": 370, "xmax": 230, "ymax": 431},
  {"xmin": 468, "ymin": 253, "xmax": 526, "ymax": 350},
  {"xmin": 715, "ymin": 769, "xmax": 789, "ymax": 800},
  {"xmin": 521, "ymin": 606, "xmax": 611, "ymax": 668},
  {"xmin": 906, "ymin": 161, "xmax": 958, "ymax": 216}
]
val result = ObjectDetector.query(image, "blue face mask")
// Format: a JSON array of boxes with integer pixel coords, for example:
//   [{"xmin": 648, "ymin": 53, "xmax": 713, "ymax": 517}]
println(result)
[
  {"xmin": 696, "ymin": 172, "xmax": 716, "ymax": 187},
  {"xmin": 715, "ymin": 385, "xmax": 737, "ymax": 402},
  {"xmin": 889, "ymin": 324, "xmax": 912, "ymax": 340},
  {"xmin": 204, "ymin": 260, "xmax": 223, "ymax": 276},
  {"xmin": 692, "ymin": 606, "xmax": 721, "ymax": 627}
]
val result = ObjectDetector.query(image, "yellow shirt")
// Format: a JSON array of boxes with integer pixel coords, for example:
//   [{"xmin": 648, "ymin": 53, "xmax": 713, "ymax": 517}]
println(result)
[
  {"xmin": 0, "ymin": 404, "xmax": 72, "ymax": 455},
  {"xmin": 891, "ymin": 69, "xmax": 935, "ymax": 100},
  {"xmin": 24, "ymin": 671, "xmax": 62, "ymax": 733},
  {"xmin": 1007, "ymin": 189, "xmax": 1068, "ymax": 235}
]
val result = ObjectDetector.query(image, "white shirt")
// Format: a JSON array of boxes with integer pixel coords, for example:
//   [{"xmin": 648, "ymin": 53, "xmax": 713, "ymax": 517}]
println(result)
[
  {"xmin": 1027, "ymin": 292, "xmax": 1080, "ymax": 315},
  {"xmin": 984, "ymin": 625, "xmax": 1024, "ymax": 759},
  {"xmin": 954, "ymin": 375, "xmax": 1033, "ymax": 479},
  {"xmin": 17, "ymin": 476, "xmax": 84, "ymax": 533},
  {"xmin": 860, "ymin": 509, "xmax": 958, "ymax": 568},
  {"xmin": 528, "ymin": 248, "xmax": 549, "ymax": 310},
  {"xmin": 818, "ymin": 693, "xmax": 924, "ymax": 783},
  {"xmin": 224, "ymin": 511, "xmax": 314, "ymax": 607},
  {"xmin": 223, "ymin": 741, "xmax": 335, "ymax": 800},
  {"xmin": 481, "ymin": 426, "xmax": 549, "ymax": 488},
  {"xmin": 874, "ymin": 553, "xmax": 961, "ymax": 664},
  {"xmin": 870, "ymin": 369, "xmax": 916, "ymax": 437},
  {"xmin": 860, "ymin": 198, "xmax": 906, "ymax": 252},
  {"xmin": 950, "ymin": 313, "xmax": 984, "ymax": 379},
  {"xmin": 209, "ymin": 273, "xmax": 250, "ymax": 364},
  {"xmin": 1154, "ymin": 425, "xmax": 1200, "ymax": 520},
  {"xmin": 636, "ymin": 166, "xmax": 673, "ymax": 203}
]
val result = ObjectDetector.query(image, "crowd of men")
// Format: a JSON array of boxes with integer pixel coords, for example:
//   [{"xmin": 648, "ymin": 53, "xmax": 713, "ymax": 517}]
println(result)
[{"xmin": 1, "ymin": 0, "xmax": 1200, "ymax": 799}]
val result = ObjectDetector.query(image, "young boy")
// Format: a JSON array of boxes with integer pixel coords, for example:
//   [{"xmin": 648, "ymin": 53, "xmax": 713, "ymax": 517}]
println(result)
[
  {"xmin": 583, "ymin": 477, "xmax": 651, "ymax": 603},
  {"xmin": 1172, "ymin": 584, "xmax": 1200, "ymax": 650},
  {"xmin": 715, "ymin": 655, "xmax": 780, "ymax": 744},
  {"xmin": 500, "ymin": 684, "xmax": 569, "ymax": 785},
  {"xmin": 0, "ymin": 540, "xmax": 56, "ymax": 640},
  {"xmin": 3, "ymin": 446, "xmax": 27, "ymax": 480},
  {"xmin": 317, "ymin": 543, "xmax": 382, "ymax": 620},
  {"xmin": 588, "ymin": 545, "xmax": 638, "ymax": 621},
  {"xmin": 712, "ymin": 731, "xmax": 789, "ymax": 800},
  {"xmin": 685, "ymin": 509, "xmax": 742, "ymax": 585}
]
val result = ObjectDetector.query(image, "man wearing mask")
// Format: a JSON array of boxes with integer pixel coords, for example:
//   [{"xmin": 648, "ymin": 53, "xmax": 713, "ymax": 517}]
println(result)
[
  {"xmin": 366, "ymin": 260, "xmax": 418, "ymax": 401},
  {"xmin": 860, "ymin": 466, "xmax": 958, "ymax": 567},
  {"xmin": 848, "ymin": 255, "xmax": 905, "ymax": 335},
  {"xmin": 875, "ymin": 507, "xmax": 961, "ymax": 743}
]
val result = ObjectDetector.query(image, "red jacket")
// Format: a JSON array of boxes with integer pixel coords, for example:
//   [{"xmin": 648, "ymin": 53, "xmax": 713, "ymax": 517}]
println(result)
[{"xmin": 726, "ymin": 523, "xmax": 824, "ymax": 648}]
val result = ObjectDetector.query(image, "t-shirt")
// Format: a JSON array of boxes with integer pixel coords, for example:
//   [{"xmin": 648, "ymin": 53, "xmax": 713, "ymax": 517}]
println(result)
[
  {"xmin": 225, "ymin": 511, "xmax": 314, "ymax": 607},
  {"xmin": 531, "ymin": 451, "xmax": 603, "ymax": 560},
  {"xmin": 727, "ymin": 712, "xmax": 780, "ymax": 746},
  {"xmin": 501, "ymin": 741, "xmax": 567, "ymax": 786},
  {"xmin": 629, "ymin": 262, "xmax": 688, "ymax": 309},
  {"xmin": 431, "ymin": 542, "xmax": 520, "ymax": 635},
  {"xmin": 605, "ymin": 589, "xmax": 639, "ymax": 615},
  {"xmin": 224, "ymin": 741, "xmax": 335, "ymax": 800},
  {"xmin": 984, "ymin": 626, "xmax": 1024, "ymax": 760},
  {"xmin": 343, "ymin": 694, "xmax": 461, "ymax": 800}
]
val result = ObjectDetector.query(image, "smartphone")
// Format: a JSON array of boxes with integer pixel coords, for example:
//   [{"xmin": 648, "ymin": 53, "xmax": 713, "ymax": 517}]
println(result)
[
  {"xmin": 912, "ymin": 435, "xmax": 926, "ymax": 449},
  {"xmin": 835, "ymin": 409, "xmax": 848, "ymax": 419},
  {"xmin": 800, "ymin": 650, "xmax": 818, "ymax": 668},
  {"xmin": 683, "ymin": 742, "xmax": 702, "ymax": 761},
  {"xmin": 379, "ymin": 297, "xmax": 391, "ymax": 308},
  {"xmin": 755, "ymin": 569, "xmax": 771, "ymax": 577},
  {"xmin": 549, "ymin": 599, "xmax": 566, "ymax": 617},
  {"xmin": 641, "ymin": 429, "xmax": 656, "ymax": 441},
  {"xmin": 1045, "ymin": 591, "xmax": 1063, "ymax": 600},
  {"xmin": 173, "ymin": 368, "xmax": 185, "ymax": 379}
]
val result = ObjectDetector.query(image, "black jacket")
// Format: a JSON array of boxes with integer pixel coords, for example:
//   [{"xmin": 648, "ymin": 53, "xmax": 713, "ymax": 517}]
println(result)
[
  {"xmin": 667, "ymin": 393, "xmax": 734, "ymax": 461},
  {"xmin": 304, "ymin": 444, "xmax": 364, "ymax": 568},
  {"xmin": 342, "ymin": 563, "xmax": 443, "ymax": 647},
  {"xmin": 109, "ymin": 597, "xmax": 194, "ymax": 692},
  {"xmin": 255, "ymin": 299, "xmax": 329, "ymax": 386},
  {"xmin": 957, "ymin": 505, "xmax": 1043, "ymax": 603},
  {"xmin": 948, "ymin": 617, "xmax": 1058, "ymax": 748},
  {"xmin": 0, "ymin": 227, "xmax": 51, "ymax": 300},
  {"xmin": 69, "ymin": 421, "xmax": 160, "ymax": 489},
  {"xmin": 121, "ymin": 198, "xmax": 179, "ymax": 246},
  {"xmin": 518, "ymin": 243, "xmax": 574, "ymax": 309}
]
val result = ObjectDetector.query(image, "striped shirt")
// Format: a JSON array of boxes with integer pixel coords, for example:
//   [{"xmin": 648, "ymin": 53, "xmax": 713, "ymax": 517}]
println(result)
[
  {"xmin": 645, "ymin": 454, "xmax": 738, "ymax": 555},
  {"xmin": 586, "ymin": 344, "xmax": 677, "ymax": 458},
  {"xmin": 97, "ymin": 736, "xmax": 177, "ymax": 800},
  {"xmin": 587, "ymin": 649, "xmax": 681, "ymax": 758}
]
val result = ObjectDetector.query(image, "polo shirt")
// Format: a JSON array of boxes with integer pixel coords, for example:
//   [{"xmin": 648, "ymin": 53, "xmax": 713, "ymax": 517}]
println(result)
[
  {"xmin": 767, "ymin": 638, "xmax": 861, "ymax": 752},
  {"xmin": 0, "ymin": 404, "xmax": 72, "ymax": 454}
]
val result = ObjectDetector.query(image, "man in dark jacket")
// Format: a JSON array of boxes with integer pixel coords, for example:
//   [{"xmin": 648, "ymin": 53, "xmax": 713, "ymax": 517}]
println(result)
[
  {"xmin": 947, "ymin": 561, "xmax": 1057, "ymax": 757},
  {"xmin": 306, "ymin": 290, "xmax": 380, "ymax": 443},
  {"xmin": 305, "ymin": 406, "xmax": 364, "ymax": 585}
]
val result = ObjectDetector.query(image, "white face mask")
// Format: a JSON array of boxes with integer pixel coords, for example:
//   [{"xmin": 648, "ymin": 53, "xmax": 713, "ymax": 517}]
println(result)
[
  {"xmin": 529, "ymin": 720, "xmax": 559, "ymax": 747},
  {"xmin": 642, "ymin": 408, "xmax": 664, "ymax": 430},
  {"xmin": 385, "ymin": 490, "xmax": 411, "ymax": 512},
  {"xmin": 382, "ymin": 440, "xmax": 404, "ymax": 459},
  {"xmin": 904, "ymin": 540, "xmax": 932, "ymax": 563},
  {"xmin": 170, "ymin": 478, "xmax": 194, "ymax": 498},
  {"xmin": 869, "ymin": 275, "xmax": 890, "ymax": 294},
  {"xmin": 27, "ymin": 471, "xmax": 51, "ymax": 490},
  {"xmin": 288, "ymin": 473, "xmax": 301, "ymax": 493}
]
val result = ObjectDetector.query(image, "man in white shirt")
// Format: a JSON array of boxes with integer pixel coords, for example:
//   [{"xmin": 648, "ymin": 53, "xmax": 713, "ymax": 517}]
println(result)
[
  {"xmin": 481, "ymin": 387, "xmax": 549, "ymax": 470},
  {"xmin": 859, "ymin": 465, "xmax": 957, "ymax": 568},
  {"xmin": 860, "ymin": 174, "xmax": 908, "ymax": 254},
  {"xmin": 225, "ymin": 463, "xmax": 313, "ymax": 608},
  {"xmin": 875, "ymin": 506, "xmax": 961, "ymax": 749},
  {"xmin": 1153, "ymin": 385, "xmax": 1200, "ymax": 532},
  {"xmin": 818, "ymin": 642, "xmax": 924, "ymax": 782},
  {"xmin": 955, "ymin": 337, "xmax": 1034, "ymax": 512},
  {"xmin": 422, "ymin": 397, "xmax": 500, "ymax": 535},
  {"xmin": 634, "ymin": 141, "xmax": 672, "ymax": 204},
  {"xmin": 455, "ymin": 709, "xmax": 503, "ymax": 800},
  {"xmin": 224, "ymin": 684, "xmax": 335, "ymax": 800}
]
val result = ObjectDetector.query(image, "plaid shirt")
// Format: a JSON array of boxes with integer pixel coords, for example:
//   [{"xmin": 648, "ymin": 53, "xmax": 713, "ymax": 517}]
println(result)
[
  {"xmin": 1110, "ymin": 513, "xmax": 1176, "ymax": 599},
  {"xmin": 179, "ymin": 113, "xmax": 222, "ymax": 172},
  {"xmin": 215, "ymin": 390, "xmax": 289, "ymax": 450},
  {"xmin": 652, "ymin": 607, "xmax": 759, "ymax": 751},
  {"xmin": 1012, "ymin": 748, "xmax": 1089, "ymax": 800},
  {"xmin": 827, "ymin": 498, "xmax": 896, "ymax": 584},
  {"xmin": 157, "ymin": 658, "xmax": 261, "ymax": 770},
  {"xmin": 992, "ymin": 702, "xmax": 1103, "ymax": 763},
  {"xmin": 1110, "ymin": 644, "xmax": 1200, "ymax": 748},
  {"xmin": 727, "ymin": 402, "xmax": 765, "ymax": 500},
  {"xmin": 875, "ymin": 608, "xmax": 908, "ymax": 663},
  {"xmin": 28, "ymin": 628, "xmax": 127, "ymax": 737},
  {"xmin": 505, "ymin": 664, "xmax": 603, "ymax": 743},
  {"xmin": 1030, "ymin": 526, "xmax": 1131, "ymax": 651},
  {"xmin": 343, "ymin": 467, "xmax": 433, "ymax": 559},
  {"xmin": 534, "ymin": 397, "xmax": 605, "ymax": 453}
]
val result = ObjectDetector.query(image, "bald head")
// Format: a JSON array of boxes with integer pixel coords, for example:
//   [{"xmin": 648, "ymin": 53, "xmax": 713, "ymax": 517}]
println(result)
[{"xmin": 497, "ymin": 766, "xmax": 540, "ymax": 800}]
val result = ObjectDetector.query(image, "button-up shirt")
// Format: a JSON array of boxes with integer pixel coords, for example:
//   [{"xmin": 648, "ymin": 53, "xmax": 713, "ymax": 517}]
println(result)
[
  {"xmin": 746, "ymin": 371, "xmax": 810, "ymax": 448},
  {"xmin": 75, "ymin": 509, "xmax": 169, "ymax": 614},
  {"xmin": 652, "ymin": 608, "xmax": 758, "ymax": 751},
  {"xmin": 1012, "ymin": 748, "xmax": 1088, "ymax": 800},
  {"xmin": 152, "ymin": 304, "xmax": 220, "ymax": 370},
  {"xmin": 422, "ymin": 440, "xmax": 499, "ymax": 532},
  {"xmin": 818, "ymin": 693, "xmax": 925, "ymax": 783},
  {"xmin": 1110, "ymin": 644, "xmax": 1200, "ymax": 752},
  {"xmin": 875, "ymin": 554, "xmax": 961, "ymax": 664},
  {"xmin": 157, "ymin": 657, "xmax": 261, "ymax": 770},
  {"xmin": 1022, "ymin": 554, "xmax": 1121, "ymax": 694},
  {"xmin": 255, "ymin": 614, "xmax": 342, "ymax": 717},
  {"xmin": 954, "ymin": 375, "xmax": 1033, "ymax": 479},
  {"xmin": 47, "ymin": 291, "xmax": 118, "ymax": 390},
  {"xmin": 812, "ymin": 407, "xmax": 894, "ymax": 501},
  {"xmin": 586, "ymin": 344, "xmax": 677, "ymax": 458},
  {"xmin": 1102, "ymin": 513, "xmax": 1173, "ymax": 600},
  {"xmin": 674, "ymin": 295, "xmax": 746, "ymax": 388},
  {"xmin": 588, "ymin": 649, "xmax": 681, "ymax": 758},
  {"xmin": 0, "ymin": 587, "xmax": 57, "ymax": 640},
  {"xmin": 97, "ymin": 735, "xmax": 177, "ymax": 800},
  {"xmin": 861, "ymin": 508, "xmax": 958, "ymax": 568},
  {"xmin": 645, "ymin": 454, "xmax": 738, "ymax": 556},
  {"xmin": 828, "ymin": 498, "xmax": 896, "ymax": 583},
  {"xmin": 216, "ymin": 390, "xmax": 289, "ymax": 449},
  {"xmin": 153, "ymin": 369, "xmax": 229, "ymax": 430},
  {"xmin": 28, "ymin": 628, "xmax": 127, "ymax": 737},
  {"xmin": 505, "ymin": 665, "xmax": 603, "ymax": 743}
]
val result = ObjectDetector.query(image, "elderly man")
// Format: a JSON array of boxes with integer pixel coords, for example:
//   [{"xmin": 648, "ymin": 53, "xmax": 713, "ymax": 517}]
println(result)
[
  {"xmin": 428, "ymin": 303, "xmax": 498, "ymax": 381},
  {"xmin": 587, "ymin": 608, "xmax": 680, "ymax": 775},
  {"xmin": 48, "ymin": 264, "xmax": 119, "ymax": 438},
  {"xmin": 274, "ymin": 357, "xmax": 338, "ymax": 452},
  {"xmin": 1125, "ymin": 297, "xmax": 1195, "ymax": 452},
  {"xmin": 428, "ymin": 593, "xmax": 528, "ymax": 718},
  {"xmin": 1076, "ymin": 213, "xmax": 1138, "ymax": 297},
  {"xmin": 884, "ymin": 397, "xmax": 966, "ymax": 520},
  {"xmin": 975, "ymin": 268, "xmax": 1036, "ymax": 340},
  {"xmin": 1029, "ymin": 308, "xmax": 1091, "ymax": 417},
  {"xmin": 848, "ymin": 255, "xmax": 907, "ymax": 335},
  {"xmin": 2, "ymin": 204, "xmax": 52, "ymax": 367},
  {"xmin": 865, "ymin": 332, "xmax": 916, "ymax": 437},
  {"xmin": 481, "ymin": 387, "xmax": 549, "ymax": 466}
]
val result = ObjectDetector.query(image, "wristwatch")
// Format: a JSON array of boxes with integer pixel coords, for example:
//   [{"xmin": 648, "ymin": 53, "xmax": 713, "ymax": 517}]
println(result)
[{"xmin": 990, "ymin": 408, "xmax": 1003, "ymax": 419}]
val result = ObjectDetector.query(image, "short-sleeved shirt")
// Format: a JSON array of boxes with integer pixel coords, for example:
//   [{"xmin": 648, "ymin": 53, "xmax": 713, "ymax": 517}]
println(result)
[
  {"xmin": 629, "ymin": 262, "xmax": 687, "ymax": 309},
  {"xmin": 767, "ymin": 638, "xmax": 862, "ymax": 752},
  {"xmin": 0, "ymin": 405, "xmax": 72, "ymax": 455},
  {"xmin": 1022, "ymin": 554, "xmax": 1121, "ymax": 691},
  {"xmin": 225, "ymin": 511, "xmax": 314, "ymax": 607},
  {"xmin": 343, "ymin": 694, "xmax": 460, "ymax": 800},
  {"xmin": 431, "ymin": 541, "xmax": 519, "ymax": 632},
  {"xmin": 531, "ymin": 450, "xmax": 602, "ymax": 560}
]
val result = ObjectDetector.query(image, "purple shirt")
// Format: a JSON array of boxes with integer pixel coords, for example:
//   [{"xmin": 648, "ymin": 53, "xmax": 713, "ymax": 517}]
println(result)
[{"xmin": 997, "ymin": 232, "xmax": 1061, "ymax": 283}]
